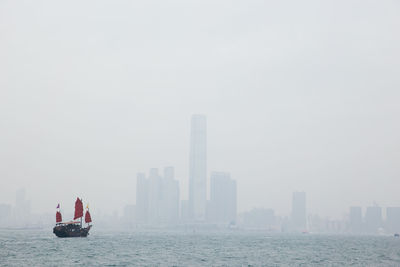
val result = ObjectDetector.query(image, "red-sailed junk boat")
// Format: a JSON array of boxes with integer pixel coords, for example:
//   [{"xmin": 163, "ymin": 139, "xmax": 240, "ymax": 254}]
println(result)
[{"xmin": 53, "ymin": 197, "xmax": 92, "ymax": 238}]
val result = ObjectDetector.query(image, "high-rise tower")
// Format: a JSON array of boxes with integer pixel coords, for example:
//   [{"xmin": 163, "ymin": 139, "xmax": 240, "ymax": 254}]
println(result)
[{"xmin": 189, "ymin": 114, "xmax": 207, "ymax": 221}]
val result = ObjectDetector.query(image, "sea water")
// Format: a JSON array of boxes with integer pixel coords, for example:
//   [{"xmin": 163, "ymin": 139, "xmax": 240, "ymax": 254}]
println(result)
[{"xmin": 1, "ymin": 229, "xmax": 400, "ymax": 266}]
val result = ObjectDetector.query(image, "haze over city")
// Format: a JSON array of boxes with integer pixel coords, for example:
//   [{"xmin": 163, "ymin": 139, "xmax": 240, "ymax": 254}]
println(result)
[{"xmin": 1, "ymin": 0, "xmax": 399, "ymax": 223}]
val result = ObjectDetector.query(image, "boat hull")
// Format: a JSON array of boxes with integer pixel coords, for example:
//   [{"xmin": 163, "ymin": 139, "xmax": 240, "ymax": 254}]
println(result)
[{"xmin": 53, "ymin": 224, "xmax": 92, "ymax": 238}]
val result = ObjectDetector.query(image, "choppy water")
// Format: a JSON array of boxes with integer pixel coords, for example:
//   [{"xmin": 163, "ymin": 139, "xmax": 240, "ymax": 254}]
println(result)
[{"xmin": 1, "ymin": 229, "xmax": 400, "ymax": 266}]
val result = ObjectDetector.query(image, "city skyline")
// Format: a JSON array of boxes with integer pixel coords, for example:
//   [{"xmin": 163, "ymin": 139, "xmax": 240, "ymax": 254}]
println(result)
[
  {"xmin": 133, "ymin": 114, "xmax": 238, "ymax": 226},
  {"xmin": 1, "ymin": 113, "xmax": 398, "ymax": 235},
  {"xmin": 0, "ymin": 111, "xmax": 399, "ymax": 219},
  {"xmin": 2, "ymin": 185, "xmax": 400, "ymax": 235}
]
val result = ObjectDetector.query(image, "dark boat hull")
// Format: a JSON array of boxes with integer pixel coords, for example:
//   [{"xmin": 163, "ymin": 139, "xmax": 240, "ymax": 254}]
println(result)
[{"xmin": 53, "ymin": 224, "xmax": 92, "ymax": 238}]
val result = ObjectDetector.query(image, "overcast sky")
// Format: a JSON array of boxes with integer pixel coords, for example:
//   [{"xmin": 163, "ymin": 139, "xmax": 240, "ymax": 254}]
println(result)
[{"xmin": 1, "ymin": 0, "xmax": 399, "ymax": 218}]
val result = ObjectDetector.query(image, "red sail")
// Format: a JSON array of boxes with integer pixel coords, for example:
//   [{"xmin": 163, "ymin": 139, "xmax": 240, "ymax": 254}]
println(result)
[
  {"xmin": 56, "ymin": 211, "xmax": 62, "ymax": 223},
  {"xmin": 74, "ymin": 198, "xmax": 83, "ymax": 220},
  {"xmin": 85, "ymin": 210, "xmax": 92, "ymax": 223}
]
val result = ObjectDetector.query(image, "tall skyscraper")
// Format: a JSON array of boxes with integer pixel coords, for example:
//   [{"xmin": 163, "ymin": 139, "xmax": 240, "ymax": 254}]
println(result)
[
  {"xmin": 189, "ymin": 114, "xmax": 207, "ymax": 221},
  {"xmin": 291, "ymin": 192, "xmax": 307, "ymax": 231},
  {"xmin": 208, "ymin": 172, "xmax": 237, "ymax": 224}
]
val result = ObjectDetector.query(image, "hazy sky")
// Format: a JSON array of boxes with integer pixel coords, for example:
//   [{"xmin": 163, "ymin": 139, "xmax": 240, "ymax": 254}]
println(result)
[{"xmin": 1, "ymin": 0, "xmax": 399, "ymax": 219}]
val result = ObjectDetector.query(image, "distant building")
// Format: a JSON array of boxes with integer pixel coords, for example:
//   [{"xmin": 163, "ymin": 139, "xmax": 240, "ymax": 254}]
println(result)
[
  {"xmin": 207, "ymin": 172, "xmax": 237, "ymax": 224},
  {"xmin": 349, "ymin": 207, "xmax": 362, "ymax": 234},
  {"xmin": 239, "ymin": 208, "xmax": 275, "ymax": 230},
  {"xmin": 189, "ymin": 114, "xmax": 207, "ymax": 221},
  {"xmin": 364, "ymin": 206, "xmax": 382, "ymax": 233},
  {"xmin": 325, "ymin": 219, "xmax": 345, "ymax": 233},
  {"xmin": 386, "ymin": 207, "xmax": 400, "ymax": 234},
  {"xmin": 161, "ymin": 167, "xmax": 179, "ymax": 224},
  {"xmin": 147, "ymin": 168, "xmax": 162, "ymax": 223},
  {"xmin": 135, "ymin": 173, "xmax": 148, "ymax": 224},
  {"xmin": 291, "ymin": 192, "xmax": 306, "ymax": 231},
  {"xmin": 308, "ymin": 214, "xmax": 325, "ymax": 233},
  {"xmin": 135, "ymin": 167, "xmax": 180, "ymax": 225}
]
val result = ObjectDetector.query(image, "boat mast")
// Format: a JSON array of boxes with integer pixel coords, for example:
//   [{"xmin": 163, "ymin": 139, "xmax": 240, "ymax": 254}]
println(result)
[{"xmin": 80, "ymin": 198, "xmax": 83, "ymax": 227}]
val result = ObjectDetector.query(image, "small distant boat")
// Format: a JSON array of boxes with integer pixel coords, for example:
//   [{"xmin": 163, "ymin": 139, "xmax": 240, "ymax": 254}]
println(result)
[
  {"xmin": 53, "ymin": 198, "xmax": 92, "ymax": 238},
  {"xmin": 394, "ymin": 233, "xmax": 399, "ymax": 238}
]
